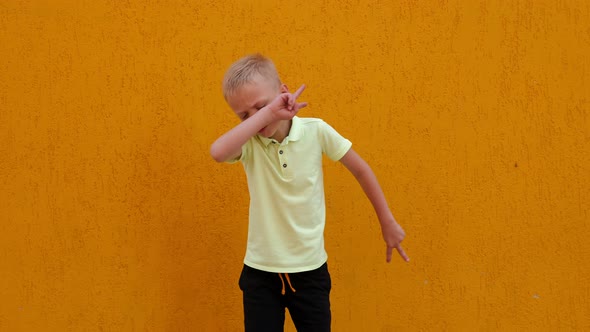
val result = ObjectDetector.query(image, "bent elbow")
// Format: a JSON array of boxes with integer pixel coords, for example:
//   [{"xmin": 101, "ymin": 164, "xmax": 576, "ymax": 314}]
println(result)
[{"xmin": 209, "ymin": 143, "xmax": 226, "ymax": 163}]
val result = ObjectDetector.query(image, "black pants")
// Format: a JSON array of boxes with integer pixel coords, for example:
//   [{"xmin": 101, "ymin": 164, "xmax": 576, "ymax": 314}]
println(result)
[{"xmin": 239, "ymin": 263, "xmax": 332, "ymax": 332}]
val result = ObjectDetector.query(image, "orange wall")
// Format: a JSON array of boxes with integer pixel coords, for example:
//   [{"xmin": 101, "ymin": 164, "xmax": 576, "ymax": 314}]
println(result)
[{"xmin": 1, "ymin": 1, "xmax": 589, "ymax": 331}]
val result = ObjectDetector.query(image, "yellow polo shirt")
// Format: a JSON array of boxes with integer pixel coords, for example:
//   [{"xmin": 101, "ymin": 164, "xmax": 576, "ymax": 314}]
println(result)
[{"xmin": 230, "ymin": 116, "xmax": 352, "ymax": 273}]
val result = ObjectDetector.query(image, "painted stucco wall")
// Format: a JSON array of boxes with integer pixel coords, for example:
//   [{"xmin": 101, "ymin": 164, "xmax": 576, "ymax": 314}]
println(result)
[{"xmin": 1, "ymin": 1, "xmax": 588, "ymax": 331}]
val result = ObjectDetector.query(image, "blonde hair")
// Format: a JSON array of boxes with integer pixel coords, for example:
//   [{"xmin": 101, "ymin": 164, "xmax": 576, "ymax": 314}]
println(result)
[{"xmin": 222, "ymin": 54, "xmax": 281, "ymax": 99}]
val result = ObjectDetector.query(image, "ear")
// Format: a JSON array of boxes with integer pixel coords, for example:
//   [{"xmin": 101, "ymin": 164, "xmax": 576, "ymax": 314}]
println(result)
[{"xmin": 280, "ymin": 83, "xmax": 289, "ymax": 93}]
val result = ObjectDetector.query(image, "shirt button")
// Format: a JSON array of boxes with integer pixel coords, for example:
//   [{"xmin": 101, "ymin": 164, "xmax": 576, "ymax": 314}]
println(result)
[
  {"xmin": 283, "ymin": 164, "xmax": 287, "ymax": 168},
  {"xmin": 279, "ymin": 150, "xmax": 283, "ymax": 154}
]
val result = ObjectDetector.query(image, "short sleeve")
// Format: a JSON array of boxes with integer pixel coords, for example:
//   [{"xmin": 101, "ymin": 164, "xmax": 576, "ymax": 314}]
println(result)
[
  {"xmin": 319, "ymin": 120, "xmax": 352, "ymax": 161},
  {"xmin": 225, "ymin": 138, "xmax": 252, "ymax": 164}
]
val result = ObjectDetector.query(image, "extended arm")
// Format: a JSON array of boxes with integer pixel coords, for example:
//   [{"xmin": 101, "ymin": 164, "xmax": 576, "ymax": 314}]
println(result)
[
  {"xmin": 210, "ymin": 84, "xmax": 307, "ymax": 162},
  {"xmin": 340, "ymin": 148, "xmax": 409, "ymax": 262}
]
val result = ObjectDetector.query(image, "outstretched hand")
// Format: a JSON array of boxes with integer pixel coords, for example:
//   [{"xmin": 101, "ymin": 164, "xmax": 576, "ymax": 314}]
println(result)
[{"xmin": 267, "ymin": 84, "xmax": 308, "ymax": 121}]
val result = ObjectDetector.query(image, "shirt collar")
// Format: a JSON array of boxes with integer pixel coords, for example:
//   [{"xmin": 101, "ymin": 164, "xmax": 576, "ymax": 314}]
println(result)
[{"xmin": 258, "ymin": 116, "xmax": 304, "ymax": 146}]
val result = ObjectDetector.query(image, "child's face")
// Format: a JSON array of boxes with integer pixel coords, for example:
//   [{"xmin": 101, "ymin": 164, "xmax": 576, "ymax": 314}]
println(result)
[{"xmin": 226, "ymin": 74, "xmax": 287, "ymax": 138}]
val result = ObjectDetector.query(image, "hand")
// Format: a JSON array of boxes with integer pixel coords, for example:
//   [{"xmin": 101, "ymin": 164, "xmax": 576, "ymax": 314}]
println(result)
[
  {"xmin": 266, "ymin": 84, "xmax": 308, "ymax": 121},
  {"xmin": 381, "ymin": 219, "xmax": 409, "ymax": 263}
]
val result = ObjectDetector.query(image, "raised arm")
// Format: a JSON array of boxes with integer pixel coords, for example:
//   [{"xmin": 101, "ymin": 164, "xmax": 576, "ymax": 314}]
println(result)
[
  {"xmin": 210, "ymin": 84, "xmax": 307, "ymax": 163},
  {"xmin": 339, "ymin": 148, "xmax": 409, "ymax": 263}
]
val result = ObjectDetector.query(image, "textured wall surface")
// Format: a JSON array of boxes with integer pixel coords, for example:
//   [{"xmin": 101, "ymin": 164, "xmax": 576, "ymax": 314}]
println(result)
[{"xmin": 1, "ymin": 1, "xmax": 589, "ymax": 331}]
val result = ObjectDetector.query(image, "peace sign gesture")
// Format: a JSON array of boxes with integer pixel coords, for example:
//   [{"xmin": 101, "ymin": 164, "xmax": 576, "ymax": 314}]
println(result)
[
  {"xmin": 267, "ymin": 84, "xmax": 308, "ymax": 121},
  {"xmin": 382, "ymin": 218, "xmax": 410, "ymax": 263}
]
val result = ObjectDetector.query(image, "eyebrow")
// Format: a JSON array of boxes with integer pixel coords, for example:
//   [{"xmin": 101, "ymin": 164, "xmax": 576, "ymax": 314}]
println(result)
[{"xmin": 239, "ymin": 99, "xmax": 267, "ymax": 114}]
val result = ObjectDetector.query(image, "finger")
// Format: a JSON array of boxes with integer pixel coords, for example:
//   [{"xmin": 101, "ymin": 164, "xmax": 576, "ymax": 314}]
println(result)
[
  {"xmin": 290, "ymin": 103, "xmax": 307, "ymax": 117},
  {"xmin": 293, "ymin": 84, "xmax": 306, "ymax": 100},
  {"xmin": 294, "ymin": 102, "xmax": 308, "ymax": 111},
  {"xmin": 288, "ymin": 94, "xmax": 295, "ymax": 111},
  {"xmin": 386, "ymin": 246, "xmax": 393, "ymax": 263},
  {"xmin": 291, "ymin": 103, "xmax": 306, "ymax": 115},
  {"xmin": 396, "ymin": 245, "xmax": 410, "ymax": 262}
]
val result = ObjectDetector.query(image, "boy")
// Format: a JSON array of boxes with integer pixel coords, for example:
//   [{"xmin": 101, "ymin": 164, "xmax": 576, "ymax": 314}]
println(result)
[{"xmin": 210, "ymin": 54, "xmax": 408, "ymax": 331}]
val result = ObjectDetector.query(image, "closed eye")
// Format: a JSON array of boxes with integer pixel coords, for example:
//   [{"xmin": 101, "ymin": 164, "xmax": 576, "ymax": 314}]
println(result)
[{"xmin": 239, "ymin": 102, "xmax": 266, "ymax": 121}]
